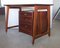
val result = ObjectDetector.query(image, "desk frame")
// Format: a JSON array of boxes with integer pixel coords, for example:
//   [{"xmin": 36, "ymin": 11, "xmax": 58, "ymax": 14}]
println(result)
[{"xmin": 5, "ymin": 4, "xmax": 52, "ymax": 44}]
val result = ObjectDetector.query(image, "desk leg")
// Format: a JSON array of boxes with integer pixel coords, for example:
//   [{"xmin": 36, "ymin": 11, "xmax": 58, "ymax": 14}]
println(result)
[
  {"xmin": 5, "ymin": 6, "xmax": 9, "ymax": 32},
  {"xmin": 32, "ymin": 6, "xmax": 38, "ymax": 44},
  {"xmin": 19, "ymin": 7, "xmax": 21, "ymax": 32},
  {"xmin": 47, "ymin": 6, "xmax": 50, "ymax": 37}
]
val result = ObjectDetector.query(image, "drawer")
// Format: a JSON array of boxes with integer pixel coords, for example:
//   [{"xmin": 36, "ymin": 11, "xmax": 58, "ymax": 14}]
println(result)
[
  {"xmin": 19, "ymin": 17, "xmax": 33, "ymax": 24},
  {"xmin": 20, "ymin": 24, "xmax": 32, "ymax": 30},
  {"xmin": 19, "ymin": 11, "xmax": 33, "ymax": 17},
  {"xmin": 19, "ymin": 24, "xmax": 33, "ymax": 35},
  {"xmin": 19, "ymin": 21, "xmax": 33, "ymax": 26}
]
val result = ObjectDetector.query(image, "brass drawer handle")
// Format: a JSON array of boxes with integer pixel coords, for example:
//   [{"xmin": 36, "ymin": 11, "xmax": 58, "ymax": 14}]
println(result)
[{"xmin": 24, "ymin": 14, "xmax": 27, "ymax": 16}]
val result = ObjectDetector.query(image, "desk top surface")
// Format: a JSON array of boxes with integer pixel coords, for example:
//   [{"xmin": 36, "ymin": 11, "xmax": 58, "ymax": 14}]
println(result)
[{"xmin": 5, "ymin": 4, "xmax": 53, "ymax": 6}]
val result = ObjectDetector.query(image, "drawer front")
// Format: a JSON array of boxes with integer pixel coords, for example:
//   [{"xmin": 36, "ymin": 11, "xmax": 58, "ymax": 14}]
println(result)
[
  {"xmin": 20, "ymin": 24, "xmax": 32, "ymax": 31},
  {"xmin": 19, "ymin": 24, "xmax": 33, "ymax": 35},
  {"xmin": 19, "ymin": 11, "xmax": 33, "ymax": 17},
  {"xmin": 20, "ymin": 16, "xmax": 33, "ymax": 24}
]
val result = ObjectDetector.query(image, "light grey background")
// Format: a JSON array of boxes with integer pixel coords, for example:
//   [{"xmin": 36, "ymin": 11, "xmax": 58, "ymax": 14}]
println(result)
[
  {"xmin": 53, "ymin": 0, "xmax": 60, "ymax": 17},
  {"xmin": 0, "ymin": 0, "xmax": 1, "ymax": 6}
]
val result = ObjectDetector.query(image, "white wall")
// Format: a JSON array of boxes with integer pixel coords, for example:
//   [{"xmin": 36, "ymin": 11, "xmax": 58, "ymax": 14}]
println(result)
[
  {"xmin": 0, "ymin": 0, "xmax": 2, "ymax": 7},
  {"xmin": 2, "ymin": 0, "xmax": 53, "ymax": 27},
  {"xmin": 53, "ymin": 0, "xmax": 60, "ymax": 18}
]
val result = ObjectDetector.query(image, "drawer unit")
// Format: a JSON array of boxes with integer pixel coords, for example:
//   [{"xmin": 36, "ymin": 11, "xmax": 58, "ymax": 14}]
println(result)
[{"xmin": 19, "ymin": 11, "xmax": 34, "ymax": 36}]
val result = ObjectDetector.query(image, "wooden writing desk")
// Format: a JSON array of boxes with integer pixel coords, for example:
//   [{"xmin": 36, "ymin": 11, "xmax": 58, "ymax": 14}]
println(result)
[{"xmin": 5, "ymin": 4, "xmax": 53, "ymax": 44}]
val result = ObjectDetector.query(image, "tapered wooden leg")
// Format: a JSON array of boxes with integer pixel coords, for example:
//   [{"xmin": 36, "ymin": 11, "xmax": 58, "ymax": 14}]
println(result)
[
  {"xmin": 19, "ymin": 7, "xmax": 21, "ymax": 32},
  {"xmin": 48, "ymin": 29, "xmax": 50, "ymax": 37},
  {"xmin": 47, "ymin": 6, "xmax": 50, "ymax": 37},
  {"xmin": 5, "ymin": 6, "xmax": 9, "ymax": 32},
  {"xmin": 32, "ymin": 5, "xmax": 38, "ymax": 44},
  {"xmin": 48, "ymin": 32, "xmax": 50, "ymax": 37},
  {"xmin": 32, "ymin": 37, "xmax": 35, "ymax": 44}
]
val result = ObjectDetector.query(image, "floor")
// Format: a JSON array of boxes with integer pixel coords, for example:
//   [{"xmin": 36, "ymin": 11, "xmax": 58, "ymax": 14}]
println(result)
[{"xmin": 0, "ymin": 15, "xmax": 60, "ymax": 48}]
